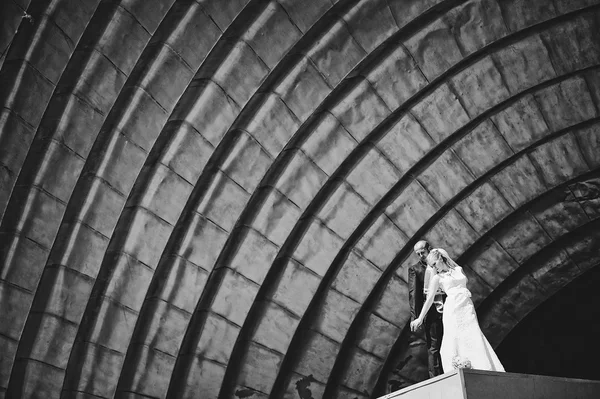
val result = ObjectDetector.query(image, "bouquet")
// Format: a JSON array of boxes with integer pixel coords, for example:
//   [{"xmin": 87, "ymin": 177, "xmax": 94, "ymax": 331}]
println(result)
[{"xmin": 452, "ymin": 355, "xmax": 472, "ymax": 369}]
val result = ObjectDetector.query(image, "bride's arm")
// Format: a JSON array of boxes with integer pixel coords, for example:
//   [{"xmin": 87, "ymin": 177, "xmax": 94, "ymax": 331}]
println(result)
[{"xmin": 410, "ymin": 274, "xmax": 440, "ymax": 331}]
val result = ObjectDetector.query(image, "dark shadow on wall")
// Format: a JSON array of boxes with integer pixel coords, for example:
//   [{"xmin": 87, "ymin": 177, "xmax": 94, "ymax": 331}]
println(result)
[{"xmin": 497, "ymin": 263, "xmax": 600, "ymax": 381}]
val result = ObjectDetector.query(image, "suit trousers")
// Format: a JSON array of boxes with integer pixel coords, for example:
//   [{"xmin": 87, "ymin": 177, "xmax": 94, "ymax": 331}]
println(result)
[{"xmin": 424, "ymin": 306, "xmax": 443, "ymax": 378}]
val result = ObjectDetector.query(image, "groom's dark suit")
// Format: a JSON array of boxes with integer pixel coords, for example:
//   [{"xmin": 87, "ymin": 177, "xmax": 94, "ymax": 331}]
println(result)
[{"xmin": 408, "ymin": 259, "xmax": 445, "ymax": 377}]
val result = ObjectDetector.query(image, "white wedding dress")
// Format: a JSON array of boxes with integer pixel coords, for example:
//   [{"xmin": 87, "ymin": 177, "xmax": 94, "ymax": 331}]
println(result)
[{"xmin": 437, "ymin": 266, "xmax": 505, "ymax": 372}]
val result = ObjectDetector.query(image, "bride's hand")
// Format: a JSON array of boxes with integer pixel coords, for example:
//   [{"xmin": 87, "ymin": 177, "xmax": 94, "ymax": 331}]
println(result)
[{"xmin": 410, "ymin": 318, "xmax": 423, "ymax": 332}]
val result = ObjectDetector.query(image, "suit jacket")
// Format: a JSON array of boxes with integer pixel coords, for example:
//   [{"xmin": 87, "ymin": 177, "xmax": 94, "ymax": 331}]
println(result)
[{"xmin": 408, "ymin": 260, "xmax": 445, "ymax": 321}]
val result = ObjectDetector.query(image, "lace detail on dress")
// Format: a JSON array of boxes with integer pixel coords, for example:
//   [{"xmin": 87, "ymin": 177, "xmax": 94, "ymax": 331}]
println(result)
[{"xmin": 438, "ymin": 266, "xmax": 504, "ymax": 373}]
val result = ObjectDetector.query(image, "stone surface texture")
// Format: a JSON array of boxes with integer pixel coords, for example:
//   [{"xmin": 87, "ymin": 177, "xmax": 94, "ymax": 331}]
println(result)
[{"xmin": 1, "ymin": 0, "xmax": 600, "ymax": 398}]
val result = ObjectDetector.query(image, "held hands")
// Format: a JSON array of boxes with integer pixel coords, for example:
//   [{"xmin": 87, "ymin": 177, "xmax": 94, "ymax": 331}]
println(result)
[{"xmin": 410, "ymin": 317, "xmax": 424, "ymax": 332}]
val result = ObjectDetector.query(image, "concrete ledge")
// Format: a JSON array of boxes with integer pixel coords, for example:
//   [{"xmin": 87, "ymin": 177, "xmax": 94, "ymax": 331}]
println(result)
[{"xmin": 379, "ymin": 369, "xmax": 600, "ymax": 399}]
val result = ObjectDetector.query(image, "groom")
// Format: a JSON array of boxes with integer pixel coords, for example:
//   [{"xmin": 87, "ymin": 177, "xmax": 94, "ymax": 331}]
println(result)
[{"xmin": 408, "ymin": 240, "xmax": 445, "ymax": 378}]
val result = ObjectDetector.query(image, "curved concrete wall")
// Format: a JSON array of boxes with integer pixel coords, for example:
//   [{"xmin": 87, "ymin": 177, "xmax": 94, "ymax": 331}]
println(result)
[{"xmin": 1, "ymin": 0, "xmax": 599, "ymax": 398}]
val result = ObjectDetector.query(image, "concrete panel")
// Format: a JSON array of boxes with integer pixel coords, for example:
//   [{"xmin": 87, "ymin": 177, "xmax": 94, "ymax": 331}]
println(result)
[
  {"xmin": 200, "ymin": 0, "xmax": 249, "ymax": 31},
  {"xmin": 540, "ymin": 14, "xmax": 600, "ymax": 75},
  {"xmin": 200, "ymin": 40, "xmax": 270, "ymax": 106},
  {"xmin": 575, "ymin": 124, "xmax": 600, "ymax": 167},
  {"xmin": 535, "ymin": 77, "xmax": 597, "ymax": 132},
  {"xmin": 343, "ymin": 0, "xmax": 397, "ymax": 52},
  {"xmin": 404, "ymin": 18, "xmax": 463, "ymax": 81},
  {"xmin": 492, "ymin": 35, "xmax": 556, "ymax": 95},
  {"xmin": 126, "ymin": 45, "xmax": 194, "ymax": 112},
  {"xmin": 356, "ymin": 215, "xmax": 407, "ymax": 270},
  {"xmin": 7, "ymin": 17, "xmax": 72, "ymax": 85},
  {"xmin": 120, "ymin": 346, "xmax": 175, "ymax": 398},
  {"xmin": 148, "ymin": 122, "xmax": 214, "ymax": 185},
  {"xmin": 243, "ymin": 2, "xmax": 302, "ymax": 69},
  {"xmin": 228, "ymin": 228, "xmax": 279, "ymax": 285},
  {"xmin": 530, "ymin": 133, "xmax": 590, "ymax": 187},
  {"xmin": 209, "ymin": 268, "xmax": 259, "ymax": 326},
  {"xmin": 0, "ymin": 62, "xmax": 54, "ymax": 128},
  {"xmin": 365, "ymin": 46, "xmax": 429, "ymax": 110},
  {"xmin": 491, "ymin": 95, "xmax": 550, "ymax": 152},
  {"xmin": 96, "ymin": 6, "xmax": 151, "ymax": 75},
  {"xmin": 307, "ymin": 20, "xmax": 367, "ymax": 87},
  {"xmin": 252, "ymin": 189, "xmax": 302, "ymax": 246},
  {"xmin": 9, "ymin": 360, "xmax": 63, "ymax": 399},
  {"xmin": 151, "ymin": 255, "xmax": 208, "ymax": 312},
  {"xmin": 3, "ymin": 186, "xmax": 65, "ymax": 249},
  {"xmin": 377, "ymin": 114, "xmax": 435, "ymax": 175},
  {"xmin": 42, "ymin": 94, "xmax": 104, "ymax": 158},
  {"xmin": 127, "ymin": 163, "xmax": 192, "ymax": 225},
  {"xmin": 0, "ymin": 283, "xmax": 31, "ymax": 339},
  {"xmin": 569, "ymin": 177, "xmax": 600, "ymax": 218},
  {"xmin": 236, "ymin": 342, "xmax": 283, "ymax": 394},
  {"xmin": 21, "ymin": 312, "xmax": 78, "ymax": 369},
  {"xmin": 222, "ymin": 130, "xmax": 273, "ymax": 192},
  {"xmin": 444, "ymin": 0, "xmax": 507, "ymax": 56},
  {"xmin": 313, "ymin": 289, "xmax": 361, "ymax": 343},
  {"xmin": 585, "ymin": 68, "xmax": 600, "ymax": 111},
  {"xmin": 388, "ymin": 0, "xmax": 444, "ymax": 29},
  {"xmin": 331, "ymin": 79, "xmax": 391, "ymax": 141},
  {"xmin": 271, "ymin": 259, "xmax": 321, "ymax": 318},
  {"xmin": 453, "ymin": 121, "xmax": 514, "ymax": 178},
  {"xmin": 149, "ymin": 1, "xmax": 221, "ymax": 68},
  {"xmin": 332, "ymin": 251, "xmax": 382, "ymax": 303},
  {"xmin": 342, "ymin": 349, "xmax": 383, "ymax": 394},
  {"xmin": 464, "ymin": 238, "xmax": 520, "ymax": 289},
  {"xmin": 425, "ymin": 209, "xmax": 479, "ymax": 255},
  {"xmin": 112, "ymin": 207, "xmax": 171, "ymax": 267},
  {"xmin": 31, "ymin": 266, "xmax": 94, "ymax": 325},
  {"xmin": 278, "ymin": 0, "xmax": 332, "ymax": 33},
  {"xmin": 531, "ymin": 249, "xmax": 581, "ymax": 293},
  {"xmin": 491, "ymin": 156, "xmax": 548, "ymax": 208},
  {"xmin": 249, "ymin": 300, "xmax": 300, "ymax": 354},
  {"xmin": 0, "ymin": 231, "xmax": 49, "ymax": 291},
  {"xmin": 375, "ymin": 275, "xmax": 410, "ymax": 325},
  {"xmin": 274, "ymin": 57, "xmax": 332, "ymax": 122},
  {"xmin": 104, "ymin": 255, "xmax": 153, "ymax": 312},
  {"xmin": 493, "ymin": 212, "xmax": 553, "ymax": 263},
  {"xmin": 293, "ymin": 219, "xmax": 344, "ymax": 276},
  {"xmin": 0, "ymin": 110, "xmax": 35, "ymax": 177},
  {"xmin": 23, "ymin": 140, "xmax": 84, "ymax": 203},
  {"xmin": 300, "ymin": 113, "xmax": 357, "ymax": 175},
  {"xmin": 133, "ymin": 299, "xmax": 189, "ymax": 356},
  {"xmin": 88, "ymin": 298, "xmax": 138, "ymax": 352},
  {"xmin": 418, "ymin": 150, "xmax": 475, "ymax": 204},
  {"xmin": 318, "ymin": 182, "xmax": 370, "ymax": 239},
  {"xmin": 178, "ymin": 357, "xmax": 226, "ymax": 399},
  {"xmin": 241, "ymin": 93, "xmax": 300, "ymax": 157},
  {"xmin": 386, "ymin": 180, "xmax": 440, "ymax": 237},
  {"xmin": 112, "ymin": 88, "xmax": 169, "ymax": 152},
  {"xmin": 411, "ymin": 84, "xmax": 471, "ymax": 143},
  {"xmin": 195, "ymin": 311, "xmax": 240, "ymax": 364},
  {"xmin": 498, "ymin": 0, "xmax": 557, "ymax": 32},
  {"xmin": 450, "ymin": 56, "xmax": 510, "ymax": 117},
  {"xmin": 294, "ymin": 331, "xmax": 339, "ymax": 383},
  {"xmin": 276, "ymin": 150, "xmax": 328, "ymax": 209},
  {"xmin": 174, "ymin": 213, "xmax": 228, "ymax": 269},
  {"xmin": 498, "ymin": 274, "xmax": 547, "ymax": 320},
  {"xmin": 564, "ymin": 230, "xmax": 600, "ymax": 270},
  {"xmin": 357, "ymin": 312, "xmax": 402, "ymax": 359},
  {"xmin": 346, "ymin": 148, "xmax": 401, "ymax": 205},
  {"xmin": 196, "ymin": 170, "xmax": 250, "ymax": 231},
  {"xmin": 456, "ymin": 182, "xmax": 514, "ymax": 235},
  {"xmin": 171, "ymin": 80, "xmax": 240, "ymax": 147}
]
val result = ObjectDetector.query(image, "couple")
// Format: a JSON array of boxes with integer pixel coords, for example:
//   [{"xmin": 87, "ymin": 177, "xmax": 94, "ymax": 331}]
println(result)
[{"xmin": 408, "ymin": 240, "xmax": 504, "ymax": 376}]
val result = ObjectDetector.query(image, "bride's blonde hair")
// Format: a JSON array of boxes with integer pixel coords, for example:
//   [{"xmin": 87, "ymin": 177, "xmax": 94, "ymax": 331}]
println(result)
[{"xmin": 426, "ymin": 248, "xmax": 458, "ymax": 270}]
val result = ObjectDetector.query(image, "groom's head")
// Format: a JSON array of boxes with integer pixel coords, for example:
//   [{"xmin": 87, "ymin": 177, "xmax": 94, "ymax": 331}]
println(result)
[{"xmin": 414, "ymin": 240, "xmax": 431, "ymax": 261}]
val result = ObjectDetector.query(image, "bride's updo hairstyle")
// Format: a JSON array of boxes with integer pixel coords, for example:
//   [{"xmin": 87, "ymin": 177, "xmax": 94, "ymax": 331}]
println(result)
[{"xmin": 426, "ymin": 248, "xmax": 457, "ymax": 271}]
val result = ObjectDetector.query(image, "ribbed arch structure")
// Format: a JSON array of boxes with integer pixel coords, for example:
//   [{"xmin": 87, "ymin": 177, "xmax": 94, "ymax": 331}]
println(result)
[{"xmin": 1, "ymin": 0, "xmax": 599, "ymax": 398}]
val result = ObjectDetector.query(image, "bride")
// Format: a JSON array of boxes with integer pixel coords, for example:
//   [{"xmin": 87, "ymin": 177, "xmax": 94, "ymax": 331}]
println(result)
[{"xmin": 409, "ymin": 248, "xmax": 504, "ymax": 372}]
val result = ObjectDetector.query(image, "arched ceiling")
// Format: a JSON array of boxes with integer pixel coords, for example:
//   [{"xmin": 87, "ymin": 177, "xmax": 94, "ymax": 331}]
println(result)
[{"xmin": 1, "ymin": 0, "xmax": 600, "ymax": 398}]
